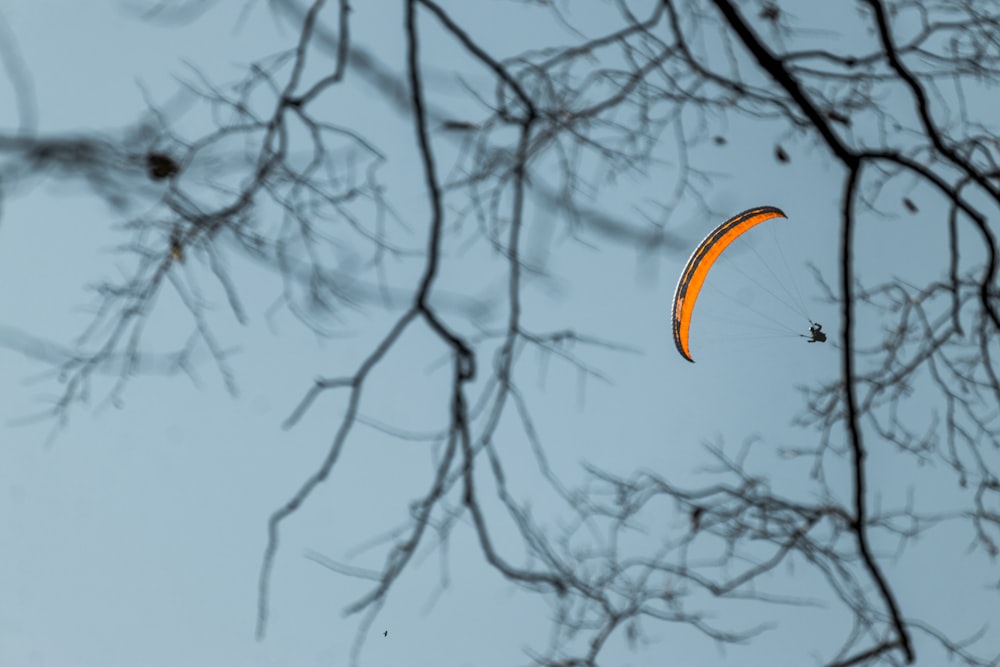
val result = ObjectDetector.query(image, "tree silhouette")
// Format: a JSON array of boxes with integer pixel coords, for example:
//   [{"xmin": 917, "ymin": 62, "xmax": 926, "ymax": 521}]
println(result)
[{"xmin": 1, "ymin": 1, "xmax": 998, "ymax": 665}]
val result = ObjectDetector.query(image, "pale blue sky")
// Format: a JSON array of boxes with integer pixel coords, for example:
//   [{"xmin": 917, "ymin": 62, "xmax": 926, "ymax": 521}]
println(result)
[{"xmin": 0, "ymin": 2, "xmax": 996, "ymax": 666}]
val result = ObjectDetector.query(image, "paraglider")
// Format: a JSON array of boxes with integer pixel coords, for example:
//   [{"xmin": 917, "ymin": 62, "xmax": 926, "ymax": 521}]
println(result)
[{"xmin": 671, "ymin": 206, "xmax": 791, "ymax": 363}]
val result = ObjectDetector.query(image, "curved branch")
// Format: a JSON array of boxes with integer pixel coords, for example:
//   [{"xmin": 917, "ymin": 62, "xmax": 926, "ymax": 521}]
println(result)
[{"xmin": 840, "ymin": 164, "xmax": 915, "ymax": 664}]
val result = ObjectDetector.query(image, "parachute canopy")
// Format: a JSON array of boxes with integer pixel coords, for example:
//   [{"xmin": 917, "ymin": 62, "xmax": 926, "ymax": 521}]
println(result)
[{"xmin": 671, "ymin": 206, "xmax": 788, "ymax": 362}]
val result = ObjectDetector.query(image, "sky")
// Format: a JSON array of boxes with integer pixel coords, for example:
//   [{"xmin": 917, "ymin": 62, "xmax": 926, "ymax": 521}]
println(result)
[{"xmin": 0, "ymin": 1, "xmax": 996, "ymax": 666}]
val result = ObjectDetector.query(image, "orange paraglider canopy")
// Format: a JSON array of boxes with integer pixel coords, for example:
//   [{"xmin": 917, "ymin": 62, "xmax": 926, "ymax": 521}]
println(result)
[{"xmin": 671, "ymin": 206, "xmax": 787, "ymax": 362}]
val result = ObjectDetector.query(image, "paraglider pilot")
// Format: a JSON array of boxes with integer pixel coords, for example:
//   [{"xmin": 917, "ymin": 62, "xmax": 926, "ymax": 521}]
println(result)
[{"xmin": 806, "ymin": 322, "xmax": 826, "ymax": 343}]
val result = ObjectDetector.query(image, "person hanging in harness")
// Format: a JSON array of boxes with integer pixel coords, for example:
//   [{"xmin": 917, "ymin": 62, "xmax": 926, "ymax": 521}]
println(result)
[{"xmin": 805, "ymin": 322, "xmax": 827, "ymax": 343}]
